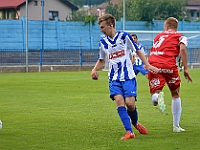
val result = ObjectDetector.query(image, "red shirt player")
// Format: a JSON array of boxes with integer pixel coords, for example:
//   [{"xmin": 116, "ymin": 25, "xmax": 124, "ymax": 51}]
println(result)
[{"xmin": 148, "ymin": 17, "xmax": 192, "ymax": 132}]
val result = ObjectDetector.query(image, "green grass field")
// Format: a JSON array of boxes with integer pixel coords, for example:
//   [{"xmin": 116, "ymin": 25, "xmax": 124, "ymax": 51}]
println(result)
[{"xmin": 0, "ymin": 69, "xmax": 200, "ymax": 150}]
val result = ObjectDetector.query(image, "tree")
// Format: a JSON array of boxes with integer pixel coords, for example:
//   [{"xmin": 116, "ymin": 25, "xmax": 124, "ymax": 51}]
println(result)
[
  {"xmin": 154, "ymin": 0, "xmax": 187, "ymax": 20},
  {"xmin": 70, "ymin": 0, "xmax": 107, "ymax": 7},
  {"xmin": 119, "ymin": 0, "xmax": 187, "ymax": 21},
  {"xmin": 105, "ymin": 0, "xmax": 121, "ymax": 21},
  {"xmin": 66, "ymin": 10, "xmax": 87, "ymax": 21},
  {"xmin": 84, "ymin": 14, "xmax": 97, "ymax": 25}
]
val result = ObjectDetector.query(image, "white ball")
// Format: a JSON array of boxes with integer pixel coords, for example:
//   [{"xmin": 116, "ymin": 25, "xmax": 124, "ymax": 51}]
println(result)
[{"xmin": 0, "ymin": 120, "xmax": 2, "ymax": 130}]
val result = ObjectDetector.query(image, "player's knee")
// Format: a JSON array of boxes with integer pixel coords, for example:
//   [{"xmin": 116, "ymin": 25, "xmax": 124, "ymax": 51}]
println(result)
[
  {"xmin": 126, "ymin": 101, "xmax": 136, "ymax": 111},
  {"xmin": 171, "ymin": 91, "xmax": 179, "ymax": 98}
]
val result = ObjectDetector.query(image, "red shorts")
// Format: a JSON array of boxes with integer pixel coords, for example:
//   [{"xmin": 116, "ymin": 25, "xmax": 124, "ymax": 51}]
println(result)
[{"xmin": 148, "ymin": 63, "xmax": 181, "ymax": 94}]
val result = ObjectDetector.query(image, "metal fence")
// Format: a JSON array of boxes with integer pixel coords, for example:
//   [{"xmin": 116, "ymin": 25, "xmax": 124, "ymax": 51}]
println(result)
[
  {"xmin": 0, "ymin": 49, "xmax": 99, "ymax": 66},
  {"xmin": 0, "ymin": 49, "xmax": 199, "ymax": 68}
]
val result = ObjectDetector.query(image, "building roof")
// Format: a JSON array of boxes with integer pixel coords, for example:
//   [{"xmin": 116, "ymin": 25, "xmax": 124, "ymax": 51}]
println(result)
[
  {"xmin": 0, "ymin": 0, "xmax": 78, "ymax": 10},
  {"xmin": 60, "ymin": 0, "xmax": 78, "ymax": 10},
  {"xmin": 187, "ymin": 0, "xmax": 200, "ymax": 6},
  {"xmin": 97, "ymin": 0, "xmax": 121, "ymax": 9},
  {"xmin": 90, "ymin": 0, "xmax": 121, "ymax": 15},
  {"xmin": 0, "ymin": 0, "xmax": 25, "ymax": 9}
]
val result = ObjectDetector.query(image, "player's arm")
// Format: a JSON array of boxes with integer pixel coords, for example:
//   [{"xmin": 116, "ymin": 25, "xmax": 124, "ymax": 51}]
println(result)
[
  {"xmin": 180, "ymin": 43, "xmax": 188, "ymax": 70},
  {"xmin": 145, "ymin": 54, "xmax": 148, "ymax": 60},
  {"xmin": 130, "ymin": 50, "xmax": 136, "ymax": 64},
  {"xmin": 141, "ymin": 46, "xmax": 148, "ymax": 60},
  {"xmin": 91, "ymin": 59, "xmax": 104, "ymax": 80},
  {"xmin": 136, "ymin": 50, "xmax": 159, "ymax": 73},
  {"xmin": 92, "ymin": 59, "xmax": 104, "ymax": 71},
  {"xmin": 131, "ymin": 54, "xmax": 136, "ymax": 64},
  {"xmin": 91, "ymin": 42, "xmax": 105, "ymax": 80},
  {"xmin": 136, "ymin": 50, "xmax": 149, "ymax": 66},
  {"xmin": 180, "ymin": 43, "xmax": 192, "ymax": 82}
]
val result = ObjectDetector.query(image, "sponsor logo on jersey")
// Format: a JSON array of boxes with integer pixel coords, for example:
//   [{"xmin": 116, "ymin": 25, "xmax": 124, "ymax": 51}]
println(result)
[
  {"xmin": 150, "ymin": 51, "xmax": 164, "ymax": 56},
  {"xmin": 159, "ymin": 69, "xmax": 173, "ymax": 73},
  {"xmin": 150, "ymin": 78, "xmax": 160, "ymax": 88},
  {"xmin": 108, "ymin": 50, "xmax": 125, "ymax": 59},
  {"xmin": 168, "ymin": 76, "xmax": 180, "ymax": 83}
]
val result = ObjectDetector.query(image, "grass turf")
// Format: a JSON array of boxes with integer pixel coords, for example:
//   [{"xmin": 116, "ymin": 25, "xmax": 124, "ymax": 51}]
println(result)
[{"xmin": 0, "ymin": 69, "xmax": 200, "ymax": 150}]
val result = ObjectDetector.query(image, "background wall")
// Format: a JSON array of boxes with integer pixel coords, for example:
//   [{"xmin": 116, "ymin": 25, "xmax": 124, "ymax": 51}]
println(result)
[{"xmin": 0, "ymin": 17, "xmax": 200, "ymax": 51}]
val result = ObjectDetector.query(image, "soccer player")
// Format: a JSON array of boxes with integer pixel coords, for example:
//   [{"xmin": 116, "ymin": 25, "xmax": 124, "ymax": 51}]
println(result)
[
  {"xmin": 131, "ymin": 34, "xmax": 148, "ymax": 78},
  {"xmin": 148, "ymin": 17, "xmax": 192, "ymax": 132},
  {"xmin": 91, "ymin": 14, "xmax": 159, "ymax": 140}
]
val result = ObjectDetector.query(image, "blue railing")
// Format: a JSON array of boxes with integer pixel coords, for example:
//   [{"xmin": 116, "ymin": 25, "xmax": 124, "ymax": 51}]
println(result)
[{"xmin": 0, "ymin": 49, "xmax": 199, "ymax": 66}]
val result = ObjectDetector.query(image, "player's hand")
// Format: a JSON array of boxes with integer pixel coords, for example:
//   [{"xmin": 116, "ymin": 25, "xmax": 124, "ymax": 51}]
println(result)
[
  {"xmin": 143, "ymin": 65, "xmax": 147, "ymax": 70},
  {"xmin": 91, "ymin": 69, "xmax": 99, "ymax": 80},
  {"xmin": 184, "ymin": 70, "xmax": 192, "ymax": 82},
  {"xmin": 146, "ymin": 64, "xmax": 160, "ymax": 74}
]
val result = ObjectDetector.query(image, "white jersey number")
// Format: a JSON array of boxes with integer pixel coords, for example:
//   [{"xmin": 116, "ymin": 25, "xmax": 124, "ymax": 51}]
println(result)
[{"xmin": 153, "ymin": 35, "xmax": 168, "ymax": 48}]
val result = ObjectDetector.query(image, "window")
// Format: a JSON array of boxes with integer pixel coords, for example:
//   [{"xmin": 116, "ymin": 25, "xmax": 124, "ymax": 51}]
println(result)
[
  {"xmin": 49, "ymin": 11, "xmax": 59, "ymax": 20},
  {"xmin": 197, "ymin": 12, "xmax": 199, "ymax": 18},
  {"xmin": 41, "ymin": 1, "xmax": 44, "ymax": 6},
  {"xmin": 190, "ymin": 10, "xmax": 195, "ymax": 17},
  {"xmin": 34, "ymin": 1, "xmax": 38, "ymax": 6}
]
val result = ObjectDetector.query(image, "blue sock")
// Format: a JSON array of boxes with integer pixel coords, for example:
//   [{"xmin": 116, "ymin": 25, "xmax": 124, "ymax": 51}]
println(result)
[
  {"xmin": 117, "ymin": 106, "xmax": 132, "ymax": 132},
  {"xmin": 127, "ymin": 108, "xmax": 138, "ymax": 126}
]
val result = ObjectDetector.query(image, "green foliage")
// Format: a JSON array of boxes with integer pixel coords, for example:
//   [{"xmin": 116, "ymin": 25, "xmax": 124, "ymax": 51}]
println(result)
[
  {"xmin": 195, "ymin": 18, "xmax": 200, "ymax": 22},
  {"xmin": 66, "ymin": 10, "xmax": 97, "ymax": 22},
  {"xmin": 105, "ymin": 0, "xmax": 121, "ymax": 21},
  {"xmin": 119, "ymin": 0, "xmax": 188, "ymax": 21},
  {"xmin": 66, "ymin": 10, "xmax": 86, "ymax": 21},
  {"xmin": 145, "ymin": 21, "xmax": 151, "ymax": 29},
  {"xmin": 2, "ymin": 10, "xmax": 6, "ymax": 19},
  {"xmin": 84, "ymin": 14, "xmax": 97, "ymax": 25},
  {"xmin": 70, "ymin": 0, "xmax": 107, "ymax": 7},
  {"xmin": 11, "ymin": 10, "xmax": 16, "ymax": 20},
  {"xmin": 0, "ymin": 70, "xmax": 200, "ymax": 149}
]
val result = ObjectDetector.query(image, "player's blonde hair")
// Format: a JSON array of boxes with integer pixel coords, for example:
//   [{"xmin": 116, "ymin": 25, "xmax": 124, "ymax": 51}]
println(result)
[
  {"xmin": 165, "ymin": 17, "xmax": 178, "ymax": 30},
  {"xmin": 98, "ymin": 14, "xmax": 116, "ymax": 28}
]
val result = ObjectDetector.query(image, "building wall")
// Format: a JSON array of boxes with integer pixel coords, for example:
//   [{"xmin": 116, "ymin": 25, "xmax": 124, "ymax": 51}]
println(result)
[{"xmin": 20, "ymin": 0, "xmax": 72, "ymax": 21}]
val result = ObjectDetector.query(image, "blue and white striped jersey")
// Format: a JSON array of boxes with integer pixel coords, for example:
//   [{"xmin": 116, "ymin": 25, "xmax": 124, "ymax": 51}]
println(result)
[
  {"xmin": 133, "ymin": 43, "xmax": 147, "ymax": 66},
  {"xmin": 99, "ymin": 31, "xmax": 139, "ymax": 81}
]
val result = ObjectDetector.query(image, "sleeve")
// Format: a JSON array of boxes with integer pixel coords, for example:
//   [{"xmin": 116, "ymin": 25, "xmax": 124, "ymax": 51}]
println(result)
[
  {"xmin": 130, "ymin": 49, "xmax": 136, "ymax": 56},
  {"xmin": 126, "ymin": 34, "xmax": 139, "ymax": 54},
  {"xmin": 98, "ymin": 41, "xmax": 105, "ymax": 60},
  {"xmin": 179, "ymin": 36, "xmax": 188, "ymax": 47}
]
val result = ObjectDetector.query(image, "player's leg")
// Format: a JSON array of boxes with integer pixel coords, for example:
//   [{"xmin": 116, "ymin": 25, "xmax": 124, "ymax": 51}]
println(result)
[
  {"xmin": 109, "ymin": 81, "xmax": 135, "ymax": 140},
  {"xmin": 145, "ymin": 74, "xmax": 148, "ymax": 79},
  {"xmin": 148, "ymin": 71, "xmax": 166, "ymax": 112},
  {"xmin": 167, "ymin": 72, "xmax": 184, "ymax": 132},
  {"xmin": 170, "ymin": 89, "xmax": 185, "ymax": 132},
  {"xmin": 124, "ymin": 79, "xmax": 148, "ymax": 134},
  {"xmin": 115, "ymin": 94, "xmax": 135, "ymax": 139}
]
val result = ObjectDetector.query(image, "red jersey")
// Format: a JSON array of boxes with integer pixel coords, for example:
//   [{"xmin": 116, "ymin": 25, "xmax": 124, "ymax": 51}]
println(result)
[{"xmin": 148, "ymin": 30, "xmax": 188, "ymax": 65}]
